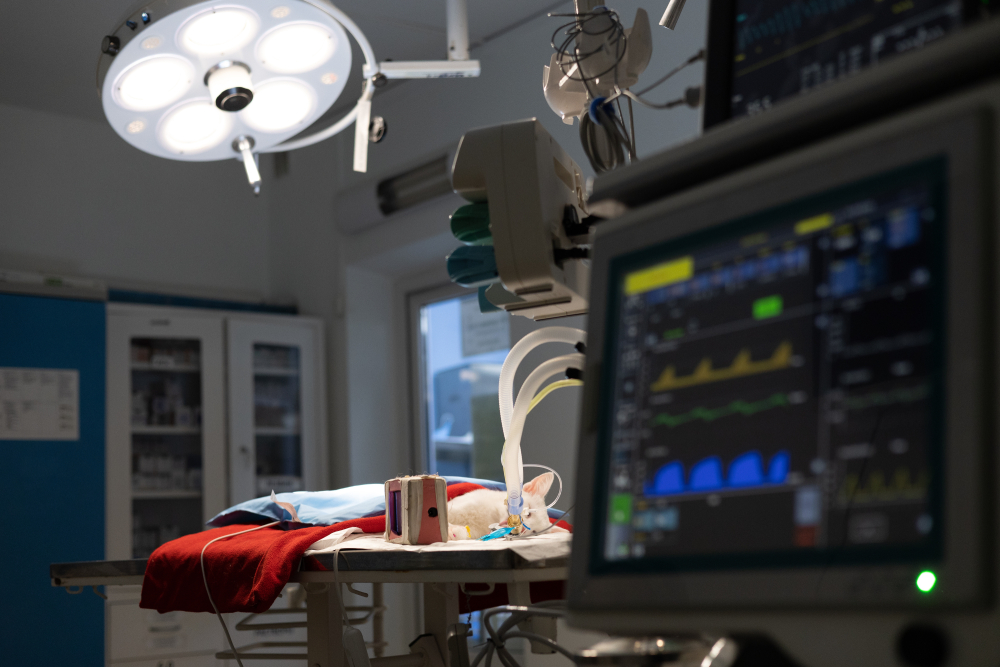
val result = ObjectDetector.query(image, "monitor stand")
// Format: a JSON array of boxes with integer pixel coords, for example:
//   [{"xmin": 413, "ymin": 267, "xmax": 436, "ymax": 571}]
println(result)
[{"xmin": 574, "ymin": 634, "xmax": 803, "ymax": 667}]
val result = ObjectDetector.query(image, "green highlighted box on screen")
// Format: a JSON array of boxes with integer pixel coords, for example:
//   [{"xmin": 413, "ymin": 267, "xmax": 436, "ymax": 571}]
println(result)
[
  {"xmin": 611, "ymin": 494, "xmax": 633, "ymax": 525},
  {"xmin": 753, "ymin": 295, "xmax": 784, "ymax": 320}
]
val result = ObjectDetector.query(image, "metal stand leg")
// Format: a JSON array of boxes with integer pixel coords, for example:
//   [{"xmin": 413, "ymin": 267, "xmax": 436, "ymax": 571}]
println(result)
[
  {"xmin": 373, "ymin": 583, "xmax": 386, "ymax": 658},
  {"xmin": 423, "ymin": 583, "xmax": 459, "ymax": 664},
  {"xmin": 508, "ymin": 582, "xmax": 557, "ymax": 654},
  {"xmin": 307, "ymin": 583, "xmax": 346, "ymax": 667}
]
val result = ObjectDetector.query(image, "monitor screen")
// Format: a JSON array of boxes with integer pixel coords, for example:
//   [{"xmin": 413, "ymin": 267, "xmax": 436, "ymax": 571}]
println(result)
[
  {"xmin": 726, "ymin": 0, "xmax": 964, "ymax": 119},
  {"xmin": 596, "ymin": 159, "xmax": 946, "ymax": 573}
]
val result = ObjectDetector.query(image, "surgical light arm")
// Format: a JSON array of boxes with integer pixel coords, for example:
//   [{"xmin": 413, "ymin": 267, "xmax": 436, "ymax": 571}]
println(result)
[{"xmin": 659, "ymin": 0, "xmax": 688, "ymax": 29}]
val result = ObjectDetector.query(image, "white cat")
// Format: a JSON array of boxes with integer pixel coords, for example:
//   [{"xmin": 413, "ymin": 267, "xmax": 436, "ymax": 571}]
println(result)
[{"xmin": 446, "ymin": 472, "xmax": 567, "ymax": 540}]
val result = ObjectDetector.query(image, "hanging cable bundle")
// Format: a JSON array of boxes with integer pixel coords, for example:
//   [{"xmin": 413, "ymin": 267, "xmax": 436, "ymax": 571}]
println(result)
[
  {"xmin": 548, "ymin": 9, "xmax": 638, "ymax": 172},
  {"xmin": 579, "ymin": 97, "xmax": 634, "ymax": 172},
  {"xmin": 541, "ymin": 6, "xmax": 706, "ymax": 174},
  {"xmin": 550, "ymin": 9, "xmax": 629, "ymax": 90}
]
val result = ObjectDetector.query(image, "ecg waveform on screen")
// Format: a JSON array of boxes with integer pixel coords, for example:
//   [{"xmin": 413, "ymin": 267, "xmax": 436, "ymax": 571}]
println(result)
[
  {"xmin": 651, "ymin": 341, "xmax": 793, "ymax": 392},
  {"xmin": 736, "ymin": 0, "xmax": 865, "ymax": 52},
  {"xmin": 645, "ymin": 450, "xmax": 791, "ymax": 496},
  {"xmin": 650, "ymin": 393, "xmax": 796, "ymax": 428},
  {"xmin": 837, "ymin": 468, "xmax": 928, "ymax": 505},
  {"xmin": 841, "ymin": 384, "xmax": 929, "ymax": 410}
]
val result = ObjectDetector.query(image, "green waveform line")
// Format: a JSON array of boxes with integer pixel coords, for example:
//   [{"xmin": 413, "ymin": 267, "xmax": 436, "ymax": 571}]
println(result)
[
  {"xmin": 842, "ymin": 384, "xmax": 929, "ymax": 410},
  {"xmin": 650, "ymin": 393, "xmax": 790, "ymax": 428}
]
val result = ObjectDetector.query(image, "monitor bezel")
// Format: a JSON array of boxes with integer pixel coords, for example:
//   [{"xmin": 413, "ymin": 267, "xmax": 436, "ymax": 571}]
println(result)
[
  {"xmin": 570, "ymin": 108, "xmax": 990, "ymax": 612},
  {"xmin": 596, "ymin": 159, "xmax": 947, "ymax": 575},
  {"xmin": 701, "ymin": 0, "xmax": 985, "ymax": 131}
]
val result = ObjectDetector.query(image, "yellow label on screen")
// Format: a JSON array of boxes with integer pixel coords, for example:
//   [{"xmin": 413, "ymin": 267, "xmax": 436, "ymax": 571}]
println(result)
[
  {"xmin": 794, "ymin": 213, "xmax": 834, "ymax": 235},
  {"xmin": 625, "ymin": 256, "xmax": 694, "ymax": 295}
]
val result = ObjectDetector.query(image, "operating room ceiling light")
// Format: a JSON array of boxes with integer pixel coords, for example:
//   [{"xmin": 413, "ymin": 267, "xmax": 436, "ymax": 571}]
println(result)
[
  {"xmin": 99, "ymin": 0, "xmax": 351, "ymax": 164},
  {"xmin": 159, "ymin": 100, "xmax": 234, "ymax": 154},
  {"xmin": 97, "ymin": 0, "xmax": 481, "ymax": 194},
  {"xmin": 178, "ymin": 7, "xmax": 260, "ymax": 56},
  {"xmin": 256, "ymin": 21, "xmax": 336, "ymax": 73},
  {"xmin": 241, "ymin": 79, "xmax": 316, "ymax": 132},
  {"xmin": 114, "ymin": 55, "xmax": 194, "ymax": 111}
]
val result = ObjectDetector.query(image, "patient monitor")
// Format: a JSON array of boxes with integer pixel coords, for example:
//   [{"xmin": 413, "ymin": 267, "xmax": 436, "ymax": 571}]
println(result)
[{"xmin": 569, "ymin": 77, "xmax": 1000, "ymax": 665}]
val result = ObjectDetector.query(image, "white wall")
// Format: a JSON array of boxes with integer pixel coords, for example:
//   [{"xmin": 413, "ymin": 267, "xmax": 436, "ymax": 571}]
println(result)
[{"xmin": 0, "ymin": 103, "xmax": 273, "ymax": 301}]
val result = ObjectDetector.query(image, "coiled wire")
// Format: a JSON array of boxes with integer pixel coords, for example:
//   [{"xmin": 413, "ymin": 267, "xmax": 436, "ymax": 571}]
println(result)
[
  {"xmin": 550, "ymin": 9, "xmax": 628, "ymax": 94},
  {"xmin": 550, "ymin": 9, "xmax": 636, "ymax": 173},
  {"xmin": 579, "ymin": 100, "xmax": 634, "ymax": 173}
]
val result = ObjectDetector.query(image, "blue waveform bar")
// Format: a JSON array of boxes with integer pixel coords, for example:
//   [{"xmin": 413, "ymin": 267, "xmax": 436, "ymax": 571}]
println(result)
[
  {"xmin": 645, "ymin": 450, "xmax": 791, "ymax": 496},
  {"xmin": 737, "ymin": 0, "xmax": 862, "ymax": 53}
]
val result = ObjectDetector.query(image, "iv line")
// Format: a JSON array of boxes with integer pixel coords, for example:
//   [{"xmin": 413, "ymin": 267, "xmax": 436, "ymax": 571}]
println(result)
[{"xmin": 200, "ymin": 521, "xmax": 281, "ymax": 667}]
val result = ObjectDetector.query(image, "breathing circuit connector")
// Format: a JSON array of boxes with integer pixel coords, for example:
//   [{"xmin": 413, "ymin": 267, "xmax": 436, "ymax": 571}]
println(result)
[{"xmin": 507, "ymin": 513, "xmax": 525, "ymax": 535}]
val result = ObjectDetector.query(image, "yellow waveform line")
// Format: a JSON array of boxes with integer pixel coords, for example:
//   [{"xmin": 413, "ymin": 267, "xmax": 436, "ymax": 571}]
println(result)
[
  {"xmin": 651, "ymin": 341, "xmax": 793, "ymax": 392},
  {"xmin": 838, "ymin": 468, "xmax": 928, "ymax": 505}
]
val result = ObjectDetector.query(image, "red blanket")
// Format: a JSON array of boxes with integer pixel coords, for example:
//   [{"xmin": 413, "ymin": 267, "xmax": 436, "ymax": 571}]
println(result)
[{"xmin": 140, "ymin": 483, "xmax": 569, "ymax": 614}]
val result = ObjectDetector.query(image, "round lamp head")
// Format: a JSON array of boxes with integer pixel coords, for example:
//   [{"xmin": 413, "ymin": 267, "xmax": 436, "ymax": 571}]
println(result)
[{"xmin": 97, "ymin": 0, "xmax": 351, "ymax": 161}]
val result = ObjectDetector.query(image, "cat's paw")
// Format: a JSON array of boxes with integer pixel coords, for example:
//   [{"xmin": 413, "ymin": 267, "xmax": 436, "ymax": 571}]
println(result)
[{"xmin": 448, "ymin": 523, "xmax": 472, "ymax": 540}]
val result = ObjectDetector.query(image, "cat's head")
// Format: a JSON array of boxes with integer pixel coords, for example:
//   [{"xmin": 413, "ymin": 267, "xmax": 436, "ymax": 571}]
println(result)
[{"xmin": 520, "ymin": 472, "xmax": 567, "ymax": 534}]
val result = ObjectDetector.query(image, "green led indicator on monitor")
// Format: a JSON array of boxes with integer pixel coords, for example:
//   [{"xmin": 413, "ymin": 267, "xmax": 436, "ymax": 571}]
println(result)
[
  {"xmin": 753, "ymin": 295, "xmax": 783, "ymax": 320},
  {"xmin": 916, "ymin": 571, "xmax": 937, "ymax": 593}
]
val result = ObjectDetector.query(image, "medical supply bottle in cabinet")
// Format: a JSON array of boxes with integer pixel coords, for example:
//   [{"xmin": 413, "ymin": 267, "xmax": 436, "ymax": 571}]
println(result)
[
  {"xmin": 105, "ymin": 307, "xmax": 227, "ymax": 560},
  {"xmin": 227, "ymin": 317, "xmax": 327, "ymax": 505}
]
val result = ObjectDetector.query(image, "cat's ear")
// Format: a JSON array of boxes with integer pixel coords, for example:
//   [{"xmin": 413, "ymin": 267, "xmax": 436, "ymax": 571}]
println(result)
[{"xmin": 522, "ymin": 472, "xmax": 554, "ymax": 499}]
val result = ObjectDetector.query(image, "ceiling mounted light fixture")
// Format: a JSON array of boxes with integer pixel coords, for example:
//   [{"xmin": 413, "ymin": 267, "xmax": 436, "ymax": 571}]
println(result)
[{"xmin": 97, "ymin": 0, "xmax": 481, "ymax": 195}]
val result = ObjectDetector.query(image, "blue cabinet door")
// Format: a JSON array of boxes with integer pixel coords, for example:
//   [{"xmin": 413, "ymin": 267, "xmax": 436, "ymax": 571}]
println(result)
[{"xmin": 0, "ymin": 293, "xmax": 105, "ymax": 665}]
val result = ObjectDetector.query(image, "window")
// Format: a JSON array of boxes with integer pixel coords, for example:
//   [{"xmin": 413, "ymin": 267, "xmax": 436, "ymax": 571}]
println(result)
[{"xmin": 416, "ymin": 293, "xmax": 510, "ymax": 480}]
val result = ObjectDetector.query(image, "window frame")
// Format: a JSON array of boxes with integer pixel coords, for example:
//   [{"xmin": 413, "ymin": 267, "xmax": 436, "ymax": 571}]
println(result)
[{"xmin": 406, "ymin": 281, "xmax": 473, "ymax": 476}]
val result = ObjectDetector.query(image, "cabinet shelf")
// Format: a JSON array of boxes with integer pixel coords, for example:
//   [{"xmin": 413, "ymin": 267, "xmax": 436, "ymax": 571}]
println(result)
[
  {"xmin": 132, "ymin": 489, "xmax": 203, "ymax": 500},
  {"xmin": 132, "ymin": 425, "xmax": 202, "ymax": 435},
  {"xmin": 253, "ymin": 367, "xmax": 299, "ymax": 377},
  {"xmin": 131, "ymin": 362, "xmax": 201, "ymax": 373},
  {"xmin": 255, "ymin": 426, "xmax": 301, "ymax": 436}
]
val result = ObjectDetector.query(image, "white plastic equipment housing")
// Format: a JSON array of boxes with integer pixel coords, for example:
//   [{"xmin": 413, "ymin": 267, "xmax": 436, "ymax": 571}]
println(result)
[
  {"xmin": 452, "ymin": 119, "xmax": 591, "ymax": 320},
  {"xmin": 541, "ymin": 8, "xmax": 652, "ymax": 123}
]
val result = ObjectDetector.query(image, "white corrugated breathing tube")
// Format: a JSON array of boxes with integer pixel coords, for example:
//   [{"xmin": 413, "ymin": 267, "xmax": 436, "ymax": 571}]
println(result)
[{"xmin": 498, "ymin": 327, "xmax": 586, "ymax": 517}]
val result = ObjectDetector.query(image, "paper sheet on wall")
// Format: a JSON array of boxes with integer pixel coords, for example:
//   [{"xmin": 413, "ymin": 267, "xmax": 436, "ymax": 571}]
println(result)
[
  {"xmin": 0, "ymin": 368, "xmax": 79, "ymax": 440},
  {"xmin": 460, "ymin": 296, "xmax": 510, "ymax": 357}
]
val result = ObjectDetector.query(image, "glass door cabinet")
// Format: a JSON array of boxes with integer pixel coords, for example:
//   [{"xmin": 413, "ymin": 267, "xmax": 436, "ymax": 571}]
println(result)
[
  {"xmin": 106, "ymin": 309, "xmax": 226, "ymax": 560},
  {"xmin": 227, "ymin": 317, "xmax": 326, "ymax": 504}
]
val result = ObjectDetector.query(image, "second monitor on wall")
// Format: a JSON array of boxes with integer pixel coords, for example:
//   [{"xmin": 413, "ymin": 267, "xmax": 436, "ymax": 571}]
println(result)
[{"xmin": 700, "ymin": 0, "xmax": 997, "ymax": 129}]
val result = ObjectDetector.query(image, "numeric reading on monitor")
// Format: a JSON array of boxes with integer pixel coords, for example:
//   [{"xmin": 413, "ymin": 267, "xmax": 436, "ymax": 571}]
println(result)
[
  {"xmin": 604, "ymin": 168, "xmax": 942, "ymax": 564},
  {"xmin": 730, "ymin": 0, "xmax": 962, "ymax": 118}
]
